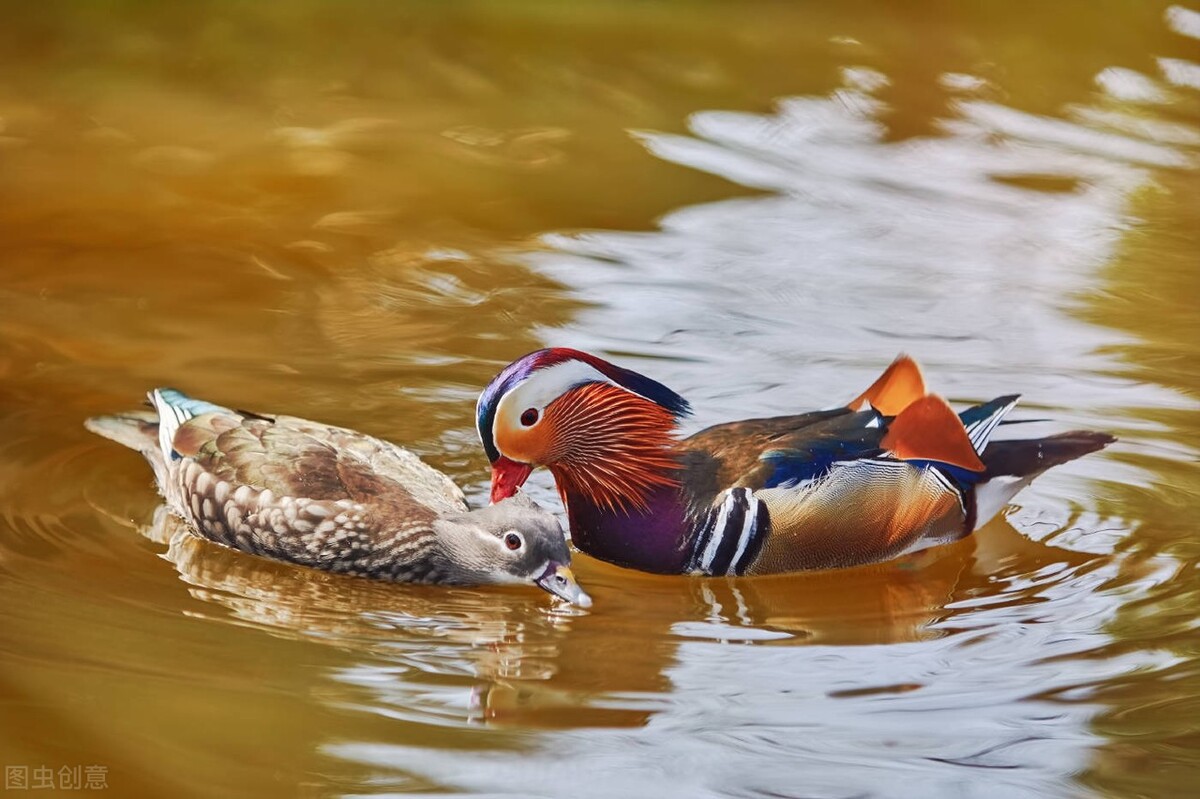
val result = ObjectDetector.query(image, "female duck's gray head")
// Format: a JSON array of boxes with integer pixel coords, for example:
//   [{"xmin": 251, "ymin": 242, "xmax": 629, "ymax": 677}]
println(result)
[{"xmin": 432, "ymin": 492, "xmax": 591, "ymax": 607}]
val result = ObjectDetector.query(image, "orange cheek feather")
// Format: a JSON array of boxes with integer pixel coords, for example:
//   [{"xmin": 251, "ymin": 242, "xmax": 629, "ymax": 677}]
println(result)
[{"xmin": 494, "ymin": 413, "xmax": 556, "ymax": 465}]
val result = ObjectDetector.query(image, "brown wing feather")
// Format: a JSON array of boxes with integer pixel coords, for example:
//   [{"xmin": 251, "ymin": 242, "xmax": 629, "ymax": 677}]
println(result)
[
  {"xmin": 174, "ymin": 412, "xmax": 466, "ymax": 516},
  {"xmin": 160, "ymin": 411, "xmax": 467, "ymax": 580},
  {"xmin": 678, "ymin": 408, "xmax": 876, "ymax": 512}
]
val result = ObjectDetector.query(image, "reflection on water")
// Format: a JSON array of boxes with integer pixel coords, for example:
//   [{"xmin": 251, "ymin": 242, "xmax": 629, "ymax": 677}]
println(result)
[
  {"xmin": 1, "ymin": 2, "xmax": 1199, "ymax": 798},
  {"xmin": 530, "ymin": 69, "xmax": 1182, "ymax": 429},
  {"xmin": 137, "ymin": 507, "xmax": 586, "ymax": 725}
]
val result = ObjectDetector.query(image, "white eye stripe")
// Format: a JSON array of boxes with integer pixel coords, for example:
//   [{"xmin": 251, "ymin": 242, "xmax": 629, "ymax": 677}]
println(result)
[{"xmin": 495, "ymin": 361, "xmax": 617, "ymax": 430}]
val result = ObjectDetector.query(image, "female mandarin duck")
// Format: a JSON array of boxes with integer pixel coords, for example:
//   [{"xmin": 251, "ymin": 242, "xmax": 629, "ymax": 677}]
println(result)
[
  {"xmin": 87, "ymin": 389, "xmax": 590, "ymax": 606},
  {"xmin": 477, "ymin": 349, "xmax": 1114, "ymax": 575}
]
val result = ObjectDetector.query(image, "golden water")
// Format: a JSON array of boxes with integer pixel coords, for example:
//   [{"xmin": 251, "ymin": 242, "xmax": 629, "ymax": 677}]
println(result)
[{"xmin": 1, "ymin": 3, "xmax": 1198, "ymax": 797}]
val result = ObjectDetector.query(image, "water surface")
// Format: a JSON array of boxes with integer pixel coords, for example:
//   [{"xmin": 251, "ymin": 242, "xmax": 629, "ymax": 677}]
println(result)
[{"xmin": 1, "ymin": 3, "xmax": 1198, "ymax": 797}]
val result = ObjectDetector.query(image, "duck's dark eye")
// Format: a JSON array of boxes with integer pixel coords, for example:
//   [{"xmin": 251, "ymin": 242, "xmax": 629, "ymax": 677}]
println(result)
[
  {"xmin": 504, "ymin": 532, "xmax": 523, "ymax": 551},
  {"xmin": 520, "ymin": 408, "xmax": 539, "ymax": 427}
]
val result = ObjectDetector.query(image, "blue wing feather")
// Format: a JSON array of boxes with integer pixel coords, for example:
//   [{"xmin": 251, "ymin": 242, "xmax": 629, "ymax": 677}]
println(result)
[
  {"xmin": 759, "ymin": 397, "xmax": 1020, "ymax": 491},
  {"xmin": 759, "ymin": 410, "xmax": 887, "ymax": 489},
  {"xmin": 153, "ymin": 388, "xmax": 230, "ymax": 418},
  {"xmin": 150, "ymin": 388, "xmax": 231, "ymax": 461}
]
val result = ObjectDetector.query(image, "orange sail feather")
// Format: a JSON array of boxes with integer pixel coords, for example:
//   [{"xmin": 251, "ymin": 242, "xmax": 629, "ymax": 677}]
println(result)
[
  {"xmin": 881, "ymin": 394, "xmax": 986, "ymax": 472},
  {"xmin": 848, "ymin": 354, "xmax": 928, "ymax": 416}
]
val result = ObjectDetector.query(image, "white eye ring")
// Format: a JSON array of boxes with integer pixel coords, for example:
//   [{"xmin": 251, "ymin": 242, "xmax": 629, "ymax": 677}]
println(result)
[{"xmin": 503, "ymin": 531, "xmax": 524, "ymax": 551}]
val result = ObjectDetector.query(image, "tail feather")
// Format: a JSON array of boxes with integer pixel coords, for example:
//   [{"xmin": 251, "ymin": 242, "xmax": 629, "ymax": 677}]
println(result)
[
  {"xmin": 85, "ymin": 409, "xmax": 170, "ymax": 491},
  {"xmin": 84, "ymin": 411, "xmax": 160, "ymax": 453},
  {"xmin": 982, "ymin": 431, "xmax": 1116, "ymax": 480},
  {"xmin": 971, "ymin": 430, "xmax": 1115, "ymax": 530},
  {"xmin": 89, "ymin": 389, "xmax": 230, "ymax": 496}
]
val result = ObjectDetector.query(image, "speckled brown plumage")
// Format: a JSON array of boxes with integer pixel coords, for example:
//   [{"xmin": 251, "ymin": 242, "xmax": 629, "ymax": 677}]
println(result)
[
  {"xmin": 161, "ymin": 408, "xmax": 466, "ymax": 581},
  {"xmin": 86, "ymin": 389, "xmax": 591, "ymax": 605}
]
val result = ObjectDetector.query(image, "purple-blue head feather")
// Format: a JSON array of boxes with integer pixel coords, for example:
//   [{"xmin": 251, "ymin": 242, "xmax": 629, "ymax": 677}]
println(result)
[{"xmin": 475, "ymin": 348, "xmax": 691, "ymax": 463}]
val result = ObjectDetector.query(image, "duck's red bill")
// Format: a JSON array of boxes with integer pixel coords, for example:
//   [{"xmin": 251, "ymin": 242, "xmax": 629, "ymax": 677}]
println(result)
[{"xmin": 490, "ymin": 456, "xmax": 533, "ymax": 504}]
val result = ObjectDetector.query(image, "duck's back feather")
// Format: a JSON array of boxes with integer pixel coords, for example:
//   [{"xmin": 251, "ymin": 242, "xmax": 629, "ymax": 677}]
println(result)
[
  {"xmin": 89, "ymin": 391, "xmax": 470, "ymax": 580},
  {"xmin": 679, "ymin": 408, "xmax": 861, "ymax": 510},
  {"xmin": 679, "ymin": 394, "xmax": 1108, "ymax": 575},
  {"xmin": 171, "ymin": 411, "xmax": 466, "ymax": 517}
]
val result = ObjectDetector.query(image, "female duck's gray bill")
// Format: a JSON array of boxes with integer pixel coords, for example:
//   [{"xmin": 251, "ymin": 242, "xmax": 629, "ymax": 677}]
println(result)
[{"xmin": 535, "ymin": 561, "xmax": 592, "ymax": 608}]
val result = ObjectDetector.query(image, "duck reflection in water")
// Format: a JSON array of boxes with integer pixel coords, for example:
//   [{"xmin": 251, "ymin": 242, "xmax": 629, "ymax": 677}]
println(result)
[
  {"xmin": 129, "ymin": 499, "xmax": 1107, "ymax": 728},
  {"xmin": 471, "ymin": 513, "xmax": 1104, "ymax": 725},
  {"xmin": 124, "ymin": 486, "xmax": 1106, "ymax": 731},
  {"xmin": 458, "ymin": 515, "xmax": 1104, "ymax": 719},
  {"xmin": 140, "ymin": 506, "xmax": 568, "ymax": 667}
]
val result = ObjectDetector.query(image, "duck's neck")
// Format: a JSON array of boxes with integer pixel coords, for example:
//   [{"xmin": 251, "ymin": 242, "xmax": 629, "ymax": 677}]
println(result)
[
  {"xmin": 545, "ymin": 382, "xmax": 695, "ymax": 572},
  {"xmin": 559, "ymin": 481, "xmax": 692, "ymax": 574}
]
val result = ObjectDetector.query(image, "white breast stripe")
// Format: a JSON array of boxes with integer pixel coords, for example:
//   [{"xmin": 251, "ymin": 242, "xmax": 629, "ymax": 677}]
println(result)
[
  {"xmin": 927, "ymin": 465, "xmax": 966, "ymax": 516},
  {"xmin": 727, "ymin": 493, "xmax": 761, "ymax": 575},
  {"xmin": 698, "ymin": 492, "xmax": 736, "ymax": 572}
]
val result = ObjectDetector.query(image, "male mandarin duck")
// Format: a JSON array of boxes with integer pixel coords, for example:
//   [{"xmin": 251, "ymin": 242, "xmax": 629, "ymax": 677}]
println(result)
[
  {"xmin": 87, "ymin": 388, "xmax": 591, "ymax": 606},
  {"xmin": 476, "ymin": 349, "xmax": 1114, "ymax": 575}
]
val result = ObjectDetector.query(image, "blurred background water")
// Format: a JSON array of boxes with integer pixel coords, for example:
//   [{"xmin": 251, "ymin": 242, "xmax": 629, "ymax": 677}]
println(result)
[{"xmin": 1, "ymin": 2, "xmax": 1198, "ymax": 797}]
